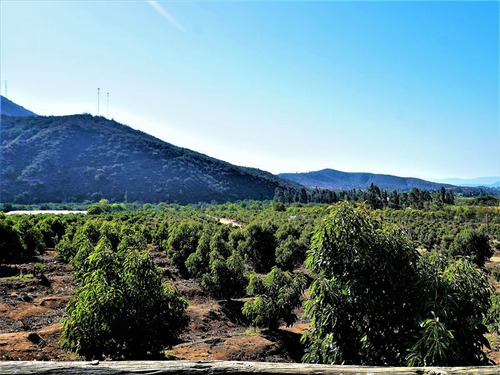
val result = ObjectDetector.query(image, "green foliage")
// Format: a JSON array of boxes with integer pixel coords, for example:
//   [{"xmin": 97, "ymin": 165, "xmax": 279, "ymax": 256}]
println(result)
[
  {"xmin": 407, "ymin": 314, "xmax": 456, "ymax": 366},
  {"xmin": 13, "ymin": 217, "xmax": 45, "ymax": 257},
  {"xmin": 303, "ymin": 203, "xmax": 420, "ymax": 365},
  {"xmin": 243, "ymin": 267, "xmax": 305, "ymax": 331},
  {"xmin": 87, "ymin": 199, "xmax": 112, "ymax": 215},
  {"xmin": 165, "ymin": 220, "xmax": 202, "ymax": 275},
  {"xmin": 36, "ymin": 216, "xmax": 65, "ymax": 248},
  {"xmin": 61, "ymin": 243, "xmax": 188, "ymax": 359},
  {"xmin": 201, "ymin": 249, "xmax": 247, "ymax": 300},
  {"xmin": 408, "ymin": 254, "xmax": 492, "ymax": 366},
  {"xmin": 185, "ymin": 231, "xmax": 211, "ymax": 278},
  {"xmin": 447, "ymin": 228, "xmax": 493, "ymax": 267},
  {"xmin": 485, "ymin": 291, "xmax": 500, "ymax": 334},
  {"xmin": 152, "ymin": 219, "xmax": 169, "ymax": 248},
  {"xmin": 239, "ymin": 222, "xmax": 277, "ymax": 272},
  {"xmin": 1, "ymin": 115, "xmax": 299, "ymax": 204},
  {"xmin": 56, "ymin": 220, "xmax": 101, "ymax": 262},
  {"xmin": 302, "ymin": 202, "xmax": 493, "ymax": 366},
  {"xmin": 0, "ymin": 218, "xmax": 26, "ymax": 263},
  {"xmin": 99, "ymin": 221, "xmax": 122, "ymax": 251},
  {"xmin": 274, "ymin": 222, "xmax": 310, "ymax": 271},
  {"xmin": 185, "ymin": 225, "xmax": 231, "ymax": 278}
]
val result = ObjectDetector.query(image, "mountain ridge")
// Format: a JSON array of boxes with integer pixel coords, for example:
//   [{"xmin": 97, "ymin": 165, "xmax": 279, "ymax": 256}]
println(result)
[
  {"xmin": 0, "ymin": 113, "xmax": 301, "ymax": 204},
  {"xmin": 0, "ymin": 95, "xmax": 37, "ymax": 117},
  {"xmin": 278, "ymin": 168, "xmax": 456, "ymax": 191},
  {"xmin": 430, "ymin": 176, "xmax": 500, "ymax": 188}
]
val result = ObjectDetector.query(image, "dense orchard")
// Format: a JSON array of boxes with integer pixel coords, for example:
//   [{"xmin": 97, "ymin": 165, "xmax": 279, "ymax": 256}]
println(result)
[{"xmin": 0, "ymin": 198, "xmax": 498, "ymax": 363}]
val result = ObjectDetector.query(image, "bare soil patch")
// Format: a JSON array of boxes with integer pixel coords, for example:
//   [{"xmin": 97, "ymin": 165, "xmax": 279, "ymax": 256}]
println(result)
[{"xmin": 0, "ymin": 248, "xmax": 309, "ymax": 362}]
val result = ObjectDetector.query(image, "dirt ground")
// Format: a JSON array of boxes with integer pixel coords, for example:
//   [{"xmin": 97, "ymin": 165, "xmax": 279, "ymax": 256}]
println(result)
[
  {"xmin": 1, "ymin": 248, "xmax": 499, "ymax": 363},
  {"xmin": 0, "ymin": 248, "xmax": 306, "ymax": 362}
]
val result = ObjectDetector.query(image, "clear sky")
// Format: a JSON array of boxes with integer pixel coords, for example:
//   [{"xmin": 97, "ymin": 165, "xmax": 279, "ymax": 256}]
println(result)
[{"xmin": 1, "ymin": 0, "xmax": 498, "ymax": 179}]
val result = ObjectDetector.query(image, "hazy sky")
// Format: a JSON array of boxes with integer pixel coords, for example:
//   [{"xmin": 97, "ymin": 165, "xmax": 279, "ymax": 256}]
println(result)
[{"xmin": 1, "ymin": 1, "xmax": 498, "ymax": 179}]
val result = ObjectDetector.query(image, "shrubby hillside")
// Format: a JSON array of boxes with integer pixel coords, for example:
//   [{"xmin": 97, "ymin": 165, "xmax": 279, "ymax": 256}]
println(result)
[
  {"xmin": 0, "ymin": 114, "xmax": 300, "ymax": 204},
  {"xmin": 0, "ymin": 95, "xmax": 37, "ymax": 117},
  {"xmin": 279, "ymin": 168, "xmax": 455, "ymax": 191}
]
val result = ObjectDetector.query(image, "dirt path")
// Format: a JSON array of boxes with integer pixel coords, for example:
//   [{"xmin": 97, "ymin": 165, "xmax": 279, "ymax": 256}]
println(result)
[{"xmin": 207, "ymin": 215, "xmax": 245, "ymax": 228}]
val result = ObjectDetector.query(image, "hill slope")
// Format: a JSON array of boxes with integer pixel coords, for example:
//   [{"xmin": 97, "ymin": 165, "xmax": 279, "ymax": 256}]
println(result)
[
  {"xmin": 279, "ymin": 168, "xmax": 454, "ymax": 191},
  {"xmin": 0, "ymin": 96, "xmax": 37, "ymax": 117},
  {"xmin": 431, "ymin": 177, "xmax": 500, "ymax": 188},
  {"xmin": 0, "ymin": 114, "xmax": 300, "ymax": 204}
]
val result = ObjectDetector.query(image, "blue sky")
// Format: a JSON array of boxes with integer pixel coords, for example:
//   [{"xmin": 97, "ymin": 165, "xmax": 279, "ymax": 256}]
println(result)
[{"xmin": 1, "ymin": 1, "xmax": 498, "ymax": 179}]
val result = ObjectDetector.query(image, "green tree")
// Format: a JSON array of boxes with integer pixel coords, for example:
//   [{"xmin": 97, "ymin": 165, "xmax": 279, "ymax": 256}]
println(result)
[
  {"xmin": 165, "ymin": 220, "xmax": 202, "ymax": 275},
  {"xmin": 302, "ymin": 203, "xmax": 420, "ymax": 365},
  {"xmin": 302, "ymin": 203, "xmax": 493, "ymax": 366},
  {"xmin": 447, "ymin": 228, "xmax": 493, "ymax": 268},
  {"xmin": 0, "ymin": 219, "xmax": 26, "ymax": 263},
  {"xmin": 407, "ymin": 253, "xmax": 492, "ymax": 366},
  {"xmin": 239, "ymin": 222, "xmax": 276, "ymax": 272},
  {"xmin": 87, "ymin": 199, "xmax": 112, "ymax": 215},
  {"xmin": 61, "ymin": 245, "xmax": 188, "ymax": 359},
  {"xmin": 14, "ymin": 217, "xmax": 45, "ymax": 257},
  {"xmin": 388, "ymin": 190, "xmax": 400, "ymax": 209},
  {"xmin": 201, "ymin": 249, "xmax": 247, "ymax": 300},
  {"xmin": 37, "ymin": 216, "xmax": 65, "ymax": 248},
  {"xmin": 243, "ymin": 267, "xmax": 306, "ymax": 331}
]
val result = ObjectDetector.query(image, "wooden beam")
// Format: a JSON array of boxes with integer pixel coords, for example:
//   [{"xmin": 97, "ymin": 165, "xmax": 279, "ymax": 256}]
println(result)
[{"xmin": 0, "ymin": 360, "xmax": 499, "ymax": 375}]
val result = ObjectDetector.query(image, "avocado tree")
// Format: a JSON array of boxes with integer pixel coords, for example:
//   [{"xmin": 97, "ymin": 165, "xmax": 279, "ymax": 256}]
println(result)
[
  {"xmin": 302, "ymin": 202, "xmax": 492, "ymax": 366},
  {"xmin": 165, "ymin": 220, "xmax": 202, "ymax": 275},
  {"xmin": 61, "ymin": 239, "xmax": 188, "ymax": 359},
  {"xmin": 201, "ymin": 249, "xmax": 247, "ymax": 300},
  {"xmin": 447, "ymin": 228, "xmax": 492, "ymax": 268},
  {"xmin": 243, "ymin": 267, "xmax": 306, "ymax": 331}
]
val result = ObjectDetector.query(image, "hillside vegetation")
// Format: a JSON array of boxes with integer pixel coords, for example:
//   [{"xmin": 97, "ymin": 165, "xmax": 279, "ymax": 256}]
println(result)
[
  {"xmin": 0, "ymin": 96, "xmax": 37, "ymax": 117},
  {"xmin": 279, "ymin": 168, "xmax": 455, "ymax": 191},
  {"xmin": 0, "ymin": 114, "xmax": 299, "ymax": 204}
]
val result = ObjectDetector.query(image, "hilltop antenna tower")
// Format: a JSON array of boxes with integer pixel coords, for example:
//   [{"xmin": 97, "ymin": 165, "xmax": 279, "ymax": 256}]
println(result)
[
  {"xmin": 4, "ymin": 80, "xmax": 7, "ymax": 97},
  {"xmin": 97, "ymin": 87, "xmax": 100, "ymax": 116},
  {"xmin": 107, "ymin": 92, "xmax": 109, "ymax": 118}
]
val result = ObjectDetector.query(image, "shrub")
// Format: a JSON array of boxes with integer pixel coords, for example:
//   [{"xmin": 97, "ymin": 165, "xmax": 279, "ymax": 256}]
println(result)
[
  {"xmin": 14, "ymin": 218, "xmax": 45, "ymax": 257},
  {"xmin": 186, "ymin": 230, "xmax": 211, "ymax": 278},
  {"xmin": 201, "ymin": 249, "xmax": 247, "ymax": 300},
  {"xmin": 407, "ymin": 254, "xmax": 492, "ymax": 366},
  {"xmin": 485, "ymin": 291, "xmax": 500, "ymax": 334},
  {"xmin": 165, "ymin": 220, "xmax": 202, "ymax": 275},
  {"xmin": 243, "ymin": 267, "xmax": 305, "ymax": 331},
  {"xmin": 447, "ymin": 228, "xmax": 493, "ymax": 267},
  {"xmin": 37, "ymin": 216, "xmax": 65, "ymax": 248},
  {"xmin": 61, "ymin": 244, "xmax": 188, "ymax": 359},
  {"xmin": 0, "ymin": 219, "xmax": 26, "ymax": 263},
  {"xmin": 302, "ymin": 203, "xmax": 492, "ymax": 366},
  {"xmin": 239, "ymin": 222, "xmax": 277, "ymax": 272}
]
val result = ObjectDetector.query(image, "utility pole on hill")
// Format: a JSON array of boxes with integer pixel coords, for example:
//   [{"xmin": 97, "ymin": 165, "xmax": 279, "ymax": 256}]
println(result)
[
  {"xmin": 97, "ymin": 87, "xmax": 100, "ymax": 116},
  {"xmin": 4, "ymin": 80, "xmax": 7, "ymax": 97},
  {"xmin": 107, "ymin": 92, "xmax": 109, "ymax": 118}
]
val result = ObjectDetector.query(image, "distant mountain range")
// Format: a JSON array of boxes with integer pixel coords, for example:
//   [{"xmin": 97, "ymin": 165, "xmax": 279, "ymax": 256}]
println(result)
[
  {"xmin": 429, "ymin": 177, "xmax": 500, "ymax": 188},
  {"xmin": 278, "ymin": 169, "xmax": 455, "ymax": 191},
  {"xmin": 0, "ymin": 112, "xmax": 299, "ymax": 204},
  {"xmin": 1, "ymin": 96, "xmax": 496, "ymax": 204},
  {"xmin": 0, "ymin": 95, "xmax": 37, "ymax": 117}
]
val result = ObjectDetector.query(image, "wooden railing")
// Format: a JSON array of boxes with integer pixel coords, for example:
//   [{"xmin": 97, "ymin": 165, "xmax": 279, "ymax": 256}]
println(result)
[{"xmin": 1, "ymin": 360, "xmax": 499, "ymax": 374}]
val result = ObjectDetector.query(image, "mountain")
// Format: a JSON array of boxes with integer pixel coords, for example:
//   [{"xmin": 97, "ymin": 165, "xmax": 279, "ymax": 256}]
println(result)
[
  {"xmin": 0, "ymin": 114, "xmax": 300, "ymax": 204},
  {"xmin": 430, "ymin": 177, "xmax": 500, "ymax": 188},
  {"xmin": 0, "ymin": 96, "xmax": 37, "ymax": 117},
  {"xmin": 278, "ymin": 168, "xmax": 455, "ymax": 191}
]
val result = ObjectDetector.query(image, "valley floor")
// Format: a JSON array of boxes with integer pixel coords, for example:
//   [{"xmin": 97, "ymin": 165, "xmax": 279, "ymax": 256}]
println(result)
[
  {"xmin": 0, "ymin": 248, "xmax": 307, "ymax": 362},
  {"xmin": 1, "ymin": 246, "xmax": 499, "ymax": 364}
]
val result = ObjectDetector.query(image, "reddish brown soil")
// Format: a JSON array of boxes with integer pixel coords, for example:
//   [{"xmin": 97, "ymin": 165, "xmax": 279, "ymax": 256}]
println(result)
[
  {"xmin": 0, "ymin": 251, "xmax": 75, "ymax": 360},
  {"xmin": 0, "ymin": 249, "xmax": 307, "ymax": 362},
  {"xmin": 1, "ymin": 248, "xmax": 499, "ymax": 363}
]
